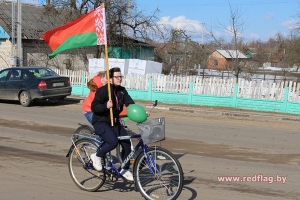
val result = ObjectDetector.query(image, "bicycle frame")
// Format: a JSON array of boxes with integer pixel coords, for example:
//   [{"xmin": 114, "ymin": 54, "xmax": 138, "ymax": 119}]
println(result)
[
  {"xmin": 67, "ymin": 100, "xmax": 161, "ymax": 179},
  {"xmin": 68, "ymin": 132, "xmax": 160, "ymax": 179},
  {"xmin": 103, "ymin": 133, "xmax": 160, "ymax": 180},
  {"xmin": 67, "ymin": 134, "xmax": 158, "ymax": 184},
  {"xmin": 67, "ymin": 101, "xmax": 184, "ymax": 199}
]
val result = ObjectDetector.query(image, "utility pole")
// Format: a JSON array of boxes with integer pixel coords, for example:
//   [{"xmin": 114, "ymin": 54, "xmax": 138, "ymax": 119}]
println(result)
[
  {"xmin": 184, "ymin": 37, "xmax": 190, "ymax": 76},
  {"xmin": 17, "ymin": 0, "xmax": 23, "ymax": 66},
  {"xmin": 201, "ymin": 22, "xmax": 205, "ymax": 45},
  {"xmin": 10, "ymin": 0, "xmax": 17, "ymax": 67}
]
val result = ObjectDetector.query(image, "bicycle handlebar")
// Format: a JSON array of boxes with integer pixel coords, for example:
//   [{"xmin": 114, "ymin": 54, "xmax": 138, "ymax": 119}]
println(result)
[
  {"xmin": 146, "ymin": 100, "xmax": 158, "ymax": 114},
  {"xmin": 120, "ymin": 100, "xmax": 158, "ymax": 119}
]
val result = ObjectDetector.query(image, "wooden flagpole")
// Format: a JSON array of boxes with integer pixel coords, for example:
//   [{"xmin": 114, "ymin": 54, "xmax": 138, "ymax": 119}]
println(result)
[{"xmin": 102, "ymin": 3, "xmax": 114, "ymax": 126}]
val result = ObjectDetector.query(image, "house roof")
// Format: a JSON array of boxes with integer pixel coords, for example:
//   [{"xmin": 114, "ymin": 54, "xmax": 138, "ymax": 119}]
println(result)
[
  {"xmin": 156, "ymin": 42, "xmax": 185, "ymax": 54},
  {"xmin": 0, "ymin": 2, "xmax": 71, "ymax": 40},
  {"xmin": 246, "ymin": 48, "xmax": 257, "ymax": 54},
  {"xmin": 0, "ymin": 2, "xmax": 152, "ymax": 47},
  {"xmin": 216, "ymin": 49, "xmax": 248, "ymax": 59}
]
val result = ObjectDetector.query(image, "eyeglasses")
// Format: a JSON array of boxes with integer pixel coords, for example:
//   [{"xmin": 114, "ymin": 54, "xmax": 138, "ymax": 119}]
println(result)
[{"xmin": 113, "ymin": 76, "xmax": 124, "ymax": 79}]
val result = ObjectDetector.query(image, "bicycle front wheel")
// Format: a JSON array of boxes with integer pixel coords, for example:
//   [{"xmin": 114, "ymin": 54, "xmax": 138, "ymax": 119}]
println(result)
[
  {"xmin": 68, "ymin": 139, "xmax": 106, "ymax": 192},
  {"xmin": 134, "ymin": 147, "xmax": 184, "ymax": 200}
]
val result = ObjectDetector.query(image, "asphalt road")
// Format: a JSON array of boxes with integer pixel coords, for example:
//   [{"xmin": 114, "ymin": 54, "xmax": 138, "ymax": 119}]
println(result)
[{"xmin": 0, "ymin": 99, "xmax": 299, "ymax": 200}]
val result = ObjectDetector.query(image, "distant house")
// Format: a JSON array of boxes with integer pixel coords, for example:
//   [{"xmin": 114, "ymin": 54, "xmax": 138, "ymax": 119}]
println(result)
[
  {"xmin": 156, "ymin": 42, "xmax": 185, "ymax": 74},
  {"xmin": 207, "ymin": 49, "xmax": 248, "ymax": 70},
  {"xmin": 0, "ymin": 2, "xmax": 154, "ymax": 70},
  {"xmin": 156, "ymin": 41, "xmax": 204, "ymax": 75}
]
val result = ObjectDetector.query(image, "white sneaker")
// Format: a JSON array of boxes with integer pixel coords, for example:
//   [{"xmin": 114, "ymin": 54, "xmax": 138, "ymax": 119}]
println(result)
[
  {"xmin": 90, "ymin": 153, "xmax": 102, "ymax": 171},
  {"xmin": 120, "ymin": 169, "xmax": 134, "ymax": 181}
]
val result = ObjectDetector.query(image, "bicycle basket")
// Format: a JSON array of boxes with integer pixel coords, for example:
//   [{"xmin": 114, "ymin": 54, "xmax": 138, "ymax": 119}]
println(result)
[{"xmin": 137, "ymin": 117, "xmax": 165, "ymax": 144}]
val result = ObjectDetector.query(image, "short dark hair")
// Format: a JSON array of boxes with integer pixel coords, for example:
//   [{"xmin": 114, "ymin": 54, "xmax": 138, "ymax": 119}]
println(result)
[{"xmin": 109, "ymin": 67, "xmax": 121, "ymax": 78}]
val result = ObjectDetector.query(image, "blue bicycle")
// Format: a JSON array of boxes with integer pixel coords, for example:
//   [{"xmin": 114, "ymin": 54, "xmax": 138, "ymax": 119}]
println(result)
[{"xmin": 66, "ymin": 102, "xmax": 184, "ymax": 200}]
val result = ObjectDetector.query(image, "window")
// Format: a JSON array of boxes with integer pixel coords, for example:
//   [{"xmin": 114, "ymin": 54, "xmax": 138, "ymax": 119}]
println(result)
[
  {"xmin": 28, "ymin": 68, "xmax": 58, "ymax": 77},
  {"xmin": 131, "ymin": 49, "xmax": 137, "ymax": 59},
  {"xmin": 0, "ymin": 70, "xmax": 9, "ymax": 81},
  {"xmin": 9, "ymin": 69, "xmax": 21, "ymax": 81},
  {"xmin": 23, "ymin": 70, "xmax": 33, "ymax": 80},
  {"xmin": 214, "ymin": 60, "xmax": 219, "ymax": 66}
]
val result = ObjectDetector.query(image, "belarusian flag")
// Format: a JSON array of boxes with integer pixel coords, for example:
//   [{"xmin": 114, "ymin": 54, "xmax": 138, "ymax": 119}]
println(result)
[{"xmin": 42, "ymin": 5, "xmax": 106, "ymax": 58}]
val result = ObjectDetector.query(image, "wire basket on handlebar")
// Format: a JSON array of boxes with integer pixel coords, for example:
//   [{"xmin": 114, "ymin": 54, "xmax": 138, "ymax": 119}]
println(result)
[{"xmin": 137, "ymin": 117, "xmax": 165, "ymax": 144}]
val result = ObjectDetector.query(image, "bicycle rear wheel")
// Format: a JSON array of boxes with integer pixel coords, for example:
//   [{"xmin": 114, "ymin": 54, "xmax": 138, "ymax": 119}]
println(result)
[
  {"xmin": 68, "ymin": 139, "xmax": 106, "ymax": 192},
  {"xmin": 75, "ymin": 124, "xmax": 126, "ymax": 165},
  {"xmin": 134, "ymin": 147, "xmax": 184, "ymax": 200}
]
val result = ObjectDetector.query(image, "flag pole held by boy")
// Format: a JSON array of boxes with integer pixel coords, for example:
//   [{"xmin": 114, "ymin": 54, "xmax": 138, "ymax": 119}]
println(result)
[{"xmin": 42, "ymin": 3, "xmax": 114, "ymax": 126}]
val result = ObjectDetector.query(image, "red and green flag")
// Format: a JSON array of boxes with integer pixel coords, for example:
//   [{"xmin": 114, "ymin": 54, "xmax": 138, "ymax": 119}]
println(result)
[{"xmin": 42, "ymin": 5, "xmax": 106, "ymax": 59}]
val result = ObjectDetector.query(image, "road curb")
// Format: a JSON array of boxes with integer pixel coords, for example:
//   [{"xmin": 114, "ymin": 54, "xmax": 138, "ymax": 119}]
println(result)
[{"xmin": 66, "ymin": 96, "xmax": 300, "ymax": 122}]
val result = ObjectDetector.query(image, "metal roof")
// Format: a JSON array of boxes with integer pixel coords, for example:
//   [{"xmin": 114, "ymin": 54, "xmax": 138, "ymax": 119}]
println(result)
[
  {"xmin": 216, "ymin": 49, "xmax": 248, "ymax": 59},
  {"xmin": 0, "ymin": 2, "xmax": 76, "ymax": 40}
]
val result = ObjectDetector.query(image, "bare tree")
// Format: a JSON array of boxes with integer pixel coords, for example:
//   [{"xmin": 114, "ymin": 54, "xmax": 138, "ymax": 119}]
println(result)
[
  {"xmin": 154, "ymin": 28, "xmax": 209, "ymax": 75},
  {"xmin": 38, "ymin": 0, "xmax": 163, "ymax": 70},
  {"xmin": 248, "ymin": 40, "xmax": 270, "ymax": 80},
  {"xmin": 0, "ymin": 53, "xmax": 9, "ymax": 66},
  {"xmin": 207, "ymin": 4, "xmax": 249, "ymax": 82},
  {"xmin": 154, "ymin": 29, "xmax": 188, "ymax": 75},
  {"xmin": 283, "ymin": 31, "xmax": 300, "ymax": 72}
]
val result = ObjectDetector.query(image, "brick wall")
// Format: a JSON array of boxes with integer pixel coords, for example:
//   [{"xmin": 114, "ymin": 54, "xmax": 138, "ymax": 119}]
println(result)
[
  {"xmin": 207, "ymin": 57, "xmax": 228, "ymax": 70},
  {"xmin": 207, "ymin": 50, "xmax": 228, "ymax": 70},
  {"xmin": 0, "ymin": 39, "xmax": 11, "ymax": 67}
]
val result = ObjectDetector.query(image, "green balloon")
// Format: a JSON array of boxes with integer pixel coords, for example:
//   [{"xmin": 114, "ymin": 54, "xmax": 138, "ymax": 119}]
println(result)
[{"xmin": 127, "ymin": 104, "xmax": 147, "ymax": 123}]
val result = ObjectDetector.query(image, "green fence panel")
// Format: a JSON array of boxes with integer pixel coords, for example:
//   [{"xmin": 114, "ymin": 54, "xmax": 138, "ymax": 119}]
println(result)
[{"xmin": 70, "ymin": 79, "xmax": 300, "ymax": 115}]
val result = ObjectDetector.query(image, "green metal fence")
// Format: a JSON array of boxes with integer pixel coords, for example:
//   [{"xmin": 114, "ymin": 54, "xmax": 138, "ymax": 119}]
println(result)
[{"xmin": 71, "ymin": 77, "xmax": 300, "ymax": 115}]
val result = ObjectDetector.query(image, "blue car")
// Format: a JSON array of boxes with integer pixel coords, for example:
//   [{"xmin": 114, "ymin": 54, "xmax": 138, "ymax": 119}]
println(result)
[{"xmin": 0, "ymin": 66, "xmax": 72, "ymax": 107}]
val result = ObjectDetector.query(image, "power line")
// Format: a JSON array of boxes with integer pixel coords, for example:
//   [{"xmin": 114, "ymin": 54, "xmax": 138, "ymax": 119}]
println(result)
[{"xmin": 137, "ymin": 1, "xmax": 289, "ymax": 8}]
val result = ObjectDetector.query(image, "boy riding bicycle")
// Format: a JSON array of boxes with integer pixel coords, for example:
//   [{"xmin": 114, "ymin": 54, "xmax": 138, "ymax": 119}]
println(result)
[{"xmin": 91, "ymin": 67, "xmax": 134, "ymax": 181}]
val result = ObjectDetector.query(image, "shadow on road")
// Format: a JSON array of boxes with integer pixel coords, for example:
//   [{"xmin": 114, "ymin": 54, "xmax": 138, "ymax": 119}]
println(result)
[
  {"xmin": 96, "ymin": 179, "xmax": 198, "ymax": 200},
  {"xmin": 0, "ymin": 97, "xmax": 82, "ymax": 107}
]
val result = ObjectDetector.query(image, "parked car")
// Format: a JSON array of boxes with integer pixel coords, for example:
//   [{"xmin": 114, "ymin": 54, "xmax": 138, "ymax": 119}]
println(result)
[{"xmin": 0, "ymin": 66, "xmax": 72, "ymax": 107}]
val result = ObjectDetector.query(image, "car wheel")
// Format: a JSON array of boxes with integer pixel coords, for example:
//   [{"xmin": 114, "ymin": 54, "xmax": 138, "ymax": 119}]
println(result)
[{"xmin": 19, "ymin": 91, "xmax": 32, "ymax": 107}]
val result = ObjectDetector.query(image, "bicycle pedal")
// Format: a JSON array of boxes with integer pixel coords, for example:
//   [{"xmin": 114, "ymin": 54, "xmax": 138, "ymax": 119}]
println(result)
[{"xmin": 106, "ymin": 171, "xmax": 118, "ymax": 182}]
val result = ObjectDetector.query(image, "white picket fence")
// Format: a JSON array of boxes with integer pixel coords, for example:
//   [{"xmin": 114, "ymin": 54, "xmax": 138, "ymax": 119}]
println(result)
[
  {"xmin": 52, "ymin": 69, "xmax": 300, "ymax": 102},
  {"xmin": 1, "ymin": 67, "xmax": 300, "ymax": 102},
  {"xmin": 238, "ymin": 79, "xmax": 300, "ymax": 101},
  {"xmin": 52, "ymin": 69, "xmax": 91, "ymax": 86}
]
